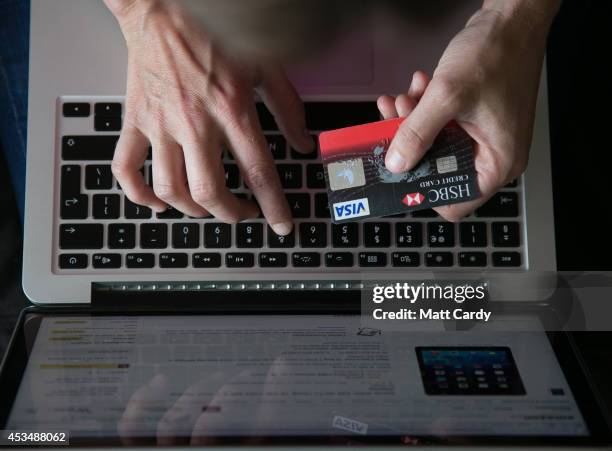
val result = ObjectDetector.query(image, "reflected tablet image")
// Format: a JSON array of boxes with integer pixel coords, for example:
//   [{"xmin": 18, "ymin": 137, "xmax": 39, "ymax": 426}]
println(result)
[{"xmin": 416, "ymin": 347, "xmax": 526, "ymax": 395}]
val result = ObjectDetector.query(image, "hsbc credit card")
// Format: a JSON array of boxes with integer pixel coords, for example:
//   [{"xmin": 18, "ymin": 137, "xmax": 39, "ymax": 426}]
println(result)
[{"xmin": 318, "ymin": 118, "xmax": 480, "ymax": 223}]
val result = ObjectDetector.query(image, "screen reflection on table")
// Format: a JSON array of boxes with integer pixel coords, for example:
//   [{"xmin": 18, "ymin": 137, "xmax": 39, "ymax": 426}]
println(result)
[{"xmin": 6, "ymin": 314, "xmax": 588, "ymax": 446}]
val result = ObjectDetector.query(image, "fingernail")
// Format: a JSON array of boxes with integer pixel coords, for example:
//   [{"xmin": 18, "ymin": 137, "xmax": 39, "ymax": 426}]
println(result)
[
  {"xmin": 271, "ymin": 221, "xmax": 293, "ymax": 236},
  {"xmin": 386, "ymin": 150, "xmax": 407, "ymax": 173},
  {"xmin": 408, "ymin": 73, "xmax": 417, "ymax": 95},
  {"xmin": 153, "ymin": 205, "xmax": 167, "ymax": 213}
]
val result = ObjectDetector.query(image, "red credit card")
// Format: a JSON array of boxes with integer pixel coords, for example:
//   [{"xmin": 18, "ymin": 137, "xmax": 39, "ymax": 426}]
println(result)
[{"xmin": 319, "ymin": 118, "xmax": 479, "ymax": 223}]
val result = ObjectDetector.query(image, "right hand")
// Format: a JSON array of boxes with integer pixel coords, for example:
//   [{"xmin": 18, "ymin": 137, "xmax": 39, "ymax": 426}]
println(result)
[{"xmin": 104, "ymin": 0, "xmax": 314, "ymax": 235}]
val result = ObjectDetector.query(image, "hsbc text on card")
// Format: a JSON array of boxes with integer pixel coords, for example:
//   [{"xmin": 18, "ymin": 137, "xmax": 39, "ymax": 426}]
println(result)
[{"xmin": 318, "ymin": 118, "xmax": 480, "ymax": 223}]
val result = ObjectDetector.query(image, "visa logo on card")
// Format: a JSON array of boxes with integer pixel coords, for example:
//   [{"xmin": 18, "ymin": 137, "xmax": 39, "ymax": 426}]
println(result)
[
  {"xmin": 319, "ymin": 117, "xmax": 480, "ymax": 223},
  {"xmin": 333, "ymin": 197, "xmax": 370, "ymax": 220}
]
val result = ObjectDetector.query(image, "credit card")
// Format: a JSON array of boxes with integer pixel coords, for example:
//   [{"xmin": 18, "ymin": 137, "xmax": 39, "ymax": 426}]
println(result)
[{"xmin": 319, "ymin": 118, "xmax": 479, "ymax": 223}]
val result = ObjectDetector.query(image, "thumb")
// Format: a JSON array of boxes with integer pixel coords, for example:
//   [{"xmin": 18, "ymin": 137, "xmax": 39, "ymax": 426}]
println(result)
[
  {"xmin": 257, "ymin": 67, "xmax": 314, "ymax": 154},
  {"xmin": 385, "ymin": 79, "xmax": 462, "ymax": 173}
]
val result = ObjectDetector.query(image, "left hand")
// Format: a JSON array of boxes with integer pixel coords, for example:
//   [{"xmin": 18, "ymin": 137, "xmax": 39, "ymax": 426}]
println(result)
[{"xmin": 379, "ymin": 0, "xmax": 559, "ymax": 222}]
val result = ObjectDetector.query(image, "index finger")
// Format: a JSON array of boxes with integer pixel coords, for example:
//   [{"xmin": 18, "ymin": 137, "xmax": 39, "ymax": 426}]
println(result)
[{"xmin": 222, "ymin": 105, "xmax": 293, "ymax": 236}]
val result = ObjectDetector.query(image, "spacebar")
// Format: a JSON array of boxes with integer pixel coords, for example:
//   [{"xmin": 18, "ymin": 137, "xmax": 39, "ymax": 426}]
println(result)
[{"xmin": 62, "ymin": 135, "xmax": 119, "ymax": 160}]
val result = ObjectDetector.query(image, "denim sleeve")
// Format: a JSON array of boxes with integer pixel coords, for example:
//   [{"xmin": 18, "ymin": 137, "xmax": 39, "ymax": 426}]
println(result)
[{"xmin": 0, "ymin": 0, "xmax": 30, "ymax": 223}]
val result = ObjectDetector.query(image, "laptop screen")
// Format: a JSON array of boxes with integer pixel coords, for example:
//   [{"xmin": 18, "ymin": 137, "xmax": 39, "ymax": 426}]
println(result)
[{"xmin": 3, "ymin": 314, "xmax": 595, "ymax": 445}]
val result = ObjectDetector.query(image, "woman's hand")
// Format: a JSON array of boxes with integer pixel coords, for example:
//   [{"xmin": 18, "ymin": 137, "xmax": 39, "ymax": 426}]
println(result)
[
  {"xmin": 104, "ymin": 0, "xmax": 314, "ymax": 235},
  {"xmin": 379, "ymin": 0, "xmax": 559, "ymax": 222}
]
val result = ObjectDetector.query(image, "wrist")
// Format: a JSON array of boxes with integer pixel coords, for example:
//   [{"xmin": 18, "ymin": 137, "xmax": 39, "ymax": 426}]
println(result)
[{"xmin": 104, "ymin": 0, "xmax": 158, "ymax": 31}]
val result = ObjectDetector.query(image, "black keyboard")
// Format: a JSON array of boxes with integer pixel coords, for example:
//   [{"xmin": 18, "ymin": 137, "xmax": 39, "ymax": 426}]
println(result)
[{"xmin": 56, "ymin": 98, "xmax": 524, "ymax": 271}]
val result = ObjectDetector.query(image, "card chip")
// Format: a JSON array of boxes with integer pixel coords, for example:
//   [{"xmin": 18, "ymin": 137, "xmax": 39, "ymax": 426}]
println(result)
[
  {"xmin": 436, "ymin": 156, "xmax": 458, "ymax": 174},
  {"xmin": 327, "ymin": 158, "xmax": 366, "ymax": 191}
]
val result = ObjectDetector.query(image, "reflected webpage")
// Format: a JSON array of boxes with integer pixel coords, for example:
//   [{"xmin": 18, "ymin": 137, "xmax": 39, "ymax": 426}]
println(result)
[{"xmin": 7, "ymin": 315, "xmax": 588, "ymax": 438}]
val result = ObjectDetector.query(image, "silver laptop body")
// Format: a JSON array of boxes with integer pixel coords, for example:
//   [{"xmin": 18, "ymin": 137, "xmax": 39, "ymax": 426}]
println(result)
[{"xmin": 23, "ymin": 0, "xmax": 556, "ymax": 304}]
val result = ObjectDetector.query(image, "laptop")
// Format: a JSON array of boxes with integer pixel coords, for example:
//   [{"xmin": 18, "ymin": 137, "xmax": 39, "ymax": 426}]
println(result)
[
  {"xmin": 21, "ymin": 0, "xmax": 556, "ymax": 305},
  {"xmin": 0, "ymin": 306, "xmax": 610, "ymax": 448},
  {"xmin": 9, "ymin": 3, "xmax": 608, "ymax": 447}
]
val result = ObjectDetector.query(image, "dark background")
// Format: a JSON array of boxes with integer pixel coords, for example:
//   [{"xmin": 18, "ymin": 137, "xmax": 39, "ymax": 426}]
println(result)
[
  {"xmin": 547, "ymin": 0, "xmax": 612, "ymax": 410},
  {"xmin": 0, "ymin": 0, "xmax": 611, "ymax": 417}
]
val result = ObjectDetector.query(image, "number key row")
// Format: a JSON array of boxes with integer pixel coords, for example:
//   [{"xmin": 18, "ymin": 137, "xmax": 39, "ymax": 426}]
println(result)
[{"xmin": 59, "ymin": 221, "xmax": 521, "ymax": 250}]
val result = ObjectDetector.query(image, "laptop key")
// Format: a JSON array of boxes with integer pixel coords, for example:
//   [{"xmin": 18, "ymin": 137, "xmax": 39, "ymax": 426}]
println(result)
[
  {"xmin": 59, "ymin": 253, "xmax": 88, "ymax": 269},
  {"xmin": 63, "ymin": 103, "xmax": 90, "ymax": 117},
  {"xmin": 94, "ymin": 116, "xmax": 122, "ymax": 132},
  {"xmin": 332, "ymin": 223, "xmax": 358, "ymax": 248},
  {"xmin": 85, "ymin": 165, "xmax": 113, "ymax": 189},
  {"xmin": 326, "ymin": 252, "xmax": 354, "ymax": 267},
  {"xmin": 425, "ymin": 252, "xmax": 453, "ymax": 267},
  {"xmin": 140, "ymin": 223, "xmax": 168, "ymax": 248},
  {"xmin": 307, "ymin": 164, "xmax": 326, "ymax": 189},
  {"xmin": 236, "ymin": 223, "xmax": 263, "ymax": 248},
  {"xmin": 193, "ymin": 253, "xmax": 222, "ymax": 268},
  {"xmin": 92, "ymin": 253, "xmax": 121, "ymax": 269},
  {"xmin": 157, "ymin": 206, "xmax": 184, "ymax": 219},
  {"xmin": 260, "ymin": 252, "xmax": 288, "ymax": 268},
  {"xmin": 95, "ymin": 102, "xmax": 122, "ymax": 116},
  {"xmin": 61, "ymin": 165, "xmax": 81, "ymax": 194},
  {"xmin": 476, "ymin": 192, "xmax": 518, "ymax": 217},
  {"xmin": 359, "ymin": 252, "xmax": 387, "ymax": 267},
  {"xmin": 364, "ymin": 223, "xmax": 390, "ymax": 247},
  {"xmin": 62, "ymin": 135, "xmax": 119, "ymax": 160},
  {"xmin": 126, "ymin": 253, "xmax": 155, "ymax": 268},
  {"xmin": 224, "ymin": 164, "xmax": 240, "ymax": 189},
  {"xmin": 59, "ymin": 224, "xmax": 103, "ymax": 249},
  {"xmin": 160, "ymin": 253, "xmax": 188, "ymax": 268},
  {"xmin": 459, "ymin": 252, "xmax": 487, "ymax": 267},
  {"xmin": 396, "ymin": 222, "xmax": 423, "ymax": 247},
  {"xmin": 292, "ymin": 252, "xmax": 321, "ymax": 267},
  {"xmin": 460, "ymin": 222, "xmax": 487, "ymax": 247},
  {"xmin": 315, "ymin": 193, "xmax": 331, "ymax": 218},
  {"xmin": 204, "ymin": 223, "xmax": 231, "ymax": 248},
  {"xmin": 286, "ymin": 193, "xmax": 310, "ymax": 218},
  {"xmin": 267, "ymin": 226, "xmax": 295, "ymax": 248},
  {"xmin": 60, "ymin": 165, "xmax": 88, "ymax": 219},
  {"xmin": 492, "ymin": 252, "xmax": 521, "ymax": 267},
  {"xmin": 226, "ymin": 253, "xmax": 255, "ymax": 268},
  {"xmin": 392, "ymin": 252, "xmax": 420, "ymax": 267},
  {"xmin": 266, "ymin": 135, "xmax": 287, "ymax": 159},
  {"xmin": 172, "ymin": 223, "xmax": 200, "ymax": 248},
  {"xmin": 428, "ymin": 222, "xmax": 455, "ymax": 247},
  {"xmin": 492, "ymin": 222, "xmax": 520, "ymax": 247},
  {"xmin": 124, "ymin": 198, "xmax": 152, "ymax": 219},
  {"xmin": 300, "ymin": 223, "xmax": 327, "ymax": 248},
  {"xmin": 61, "ymin": 193, "xmax": 88, "ymax": 220},
  {"xmin": 93, "ymin": 194, "xmax": 120, "ymax": 219},
  {"xmin": 108, "ymin": 223, "xmax": 136, "ymax": 249},
  {"xmin": 277, "ymin": 164, "xmax": 302, "ymax": 189}
]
